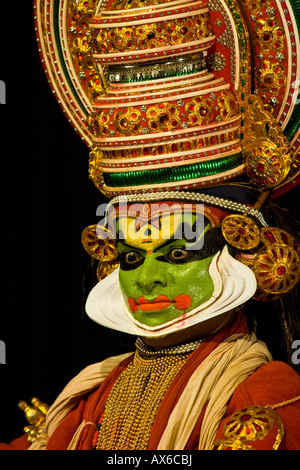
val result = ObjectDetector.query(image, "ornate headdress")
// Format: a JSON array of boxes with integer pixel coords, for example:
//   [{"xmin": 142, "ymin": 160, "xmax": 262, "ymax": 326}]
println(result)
[{"xmin": 34, "ymin": 0, "xmax": 300, "ymax": 345}]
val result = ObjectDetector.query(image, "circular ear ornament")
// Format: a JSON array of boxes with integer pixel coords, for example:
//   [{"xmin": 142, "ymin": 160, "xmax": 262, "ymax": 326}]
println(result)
[
  {"xmin": 235, "ymin": 227, "xmax": 300, "ymax": 300},
  {"xmin": 221, "ymin": 214, "xmax": 260, "ymax": 250},
  {"xmin": 253, "ymin": 244, "xmax": 299, "ymax": 295},
  {"xmin": 81, "ymin": 225, "xmax": 118, "ymax": 262},
  {"xmin": 252, "ymin": 228, "xmax": 300, "ymax": 296},
  {"xmin": 259, "ymin": 227, "xmax": 299, "ymax": 250},
  {"xmin": 96, "ymin": 260, "xmax": 119, "ymax": 282}
]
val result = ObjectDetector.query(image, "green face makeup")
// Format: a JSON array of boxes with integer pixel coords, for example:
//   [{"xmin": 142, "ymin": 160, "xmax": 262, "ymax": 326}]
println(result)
[{"xmin": 117, "ymin": 208, "xmax": 221, "ymax": 327}]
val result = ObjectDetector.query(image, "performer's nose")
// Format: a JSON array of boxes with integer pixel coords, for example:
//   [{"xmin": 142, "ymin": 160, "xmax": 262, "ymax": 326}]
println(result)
[{"xmin": 136, "ymin": 256, "xmax": 167, "ymax": 293}]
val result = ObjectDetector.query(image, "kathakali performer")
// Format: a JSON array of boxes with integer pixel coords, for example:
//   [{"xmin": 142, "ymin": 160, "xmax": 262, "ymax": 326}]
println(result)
[{"xmin": 2, "ymin": 0, "xmax": 300, "ymax": 450}]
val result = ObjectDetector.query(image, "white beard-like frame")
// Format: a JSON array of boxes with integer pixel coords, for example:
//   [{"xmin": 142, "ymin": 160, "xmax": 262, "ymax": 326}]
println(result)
[{"xmin": 85, "ymin": 246, "xmax": 257, "ymax": 338}]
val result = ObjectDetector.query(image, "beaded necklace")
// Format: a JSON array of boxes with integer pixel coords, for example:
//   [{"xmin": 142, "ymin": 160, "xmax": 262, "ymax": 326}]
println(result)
[
  {"xmin": 135, "ymin": 336, "xmax": 205, "ymax": 356},
  {"xmin": 93, "ymin": 349, "xmax": 189, "ymax": 450}
]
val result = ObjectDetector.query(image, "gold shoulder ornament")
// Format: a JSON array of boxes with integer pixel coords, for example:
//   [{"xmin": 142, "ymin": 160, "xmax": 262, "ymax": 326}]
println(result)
[
  {"xmin": 212, "ymin": 394, "xmax": 300, "ymax": 450},
  {"xmin": 212, "ymin": 405, "xmax": 284, "ymax": 450}
]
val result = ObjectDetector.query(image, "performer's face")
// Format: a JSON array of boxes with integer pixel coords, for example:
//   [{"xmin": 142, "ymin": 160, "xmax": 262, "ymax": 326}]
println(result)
[{"xmin": 116, "ymin": 204, "xmax": 222, "ymax": 327}]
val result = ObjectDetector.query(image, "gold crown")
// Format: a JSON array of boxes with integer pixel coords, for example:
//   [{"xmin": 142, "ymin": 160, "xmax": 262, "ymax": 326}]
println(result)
[{"xmin": 34, "ymin": 0, "xmax": 300, "ymax": 197}]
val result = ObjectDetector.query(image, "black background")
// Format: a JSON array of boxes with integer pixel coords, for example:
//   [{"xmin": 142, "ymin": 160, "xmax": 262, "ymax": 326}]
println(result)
[
  {"xmin": 0, "ymin": 1, "xmax": 299, "ymax": 445},
  {"xmin": 0, "ymin": 1, "xmax": 134, "ymax": 443}
]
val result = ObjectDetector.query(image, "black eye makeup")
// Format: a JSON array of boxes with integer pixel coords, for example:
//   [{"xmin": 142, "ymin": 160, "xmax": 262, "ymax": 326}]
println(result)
[
  {"xmin": 117, "ymin": 244, "xmax": 145, "ymax": 271},
  {"xmin": 169, "ymin": 248, "xmax": 189, "ymax": 260},
  {"xmin": 117, "ymin": 225, "xmax": 226, "ymax": 269},
  {"xmin": 125, "ymin": 251, "xmax": 143, "ymax": 265},
  {"xmin": 155, "ymin": 245, "xmax": 199, "ymax": 264}
]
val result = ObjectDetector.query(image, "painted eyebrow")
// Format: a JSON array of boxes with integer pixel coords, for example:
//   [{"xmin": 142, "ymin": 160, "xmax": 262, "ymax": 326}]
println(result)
[
  {"xmin": 117, "ymin": 237, "xmax": 179, "ymax": 254},
  {"xmin": 117, "ymin": 224, "xmax": 208, "ymax": 253},
  {"xmin": 152, "ymin": 236, "xmax": 176, "ymax": 253},
  {"xmin": 117, "ymin": 240, "xmax": 147, "ymax": 254},
  {"xmin": 153, "ymin": 219, "xmax": 208, "ymax": 252},
  {"xmin": 117, "ymin": 216, "xmax": 210, "ymax": 253}
]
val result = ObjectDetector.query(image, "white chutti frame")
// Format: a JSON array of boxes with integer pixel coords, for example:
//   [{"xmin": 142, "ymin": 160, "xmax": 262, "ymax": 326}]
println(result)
[{"xmin": 86, "ymin": 245, "xmax": 257, "ymax": 338}]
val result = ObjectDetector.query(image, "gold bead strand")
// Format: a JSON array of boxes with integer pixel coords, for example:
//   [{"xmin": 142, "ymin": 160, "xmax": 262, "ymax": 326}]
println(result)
[{"xmin": 96, "ymin": 351, "xmax": 188, "ymax": 450}]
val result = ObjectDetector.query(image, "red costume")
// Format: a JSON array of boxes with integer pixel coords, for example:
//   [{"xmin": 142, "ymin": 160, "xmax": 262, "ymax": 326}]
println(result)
[{"xmin": 2, "ymin": 313, "xmax": 300, "ymax": 450}]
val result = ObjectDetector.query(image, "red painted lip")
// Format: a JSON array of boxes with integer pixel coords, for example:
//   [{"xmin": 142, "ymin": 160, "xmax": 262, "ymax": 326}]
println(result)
[{"xmin": 128, "ymin": 294, "xmax": 192, "ymax": 313}]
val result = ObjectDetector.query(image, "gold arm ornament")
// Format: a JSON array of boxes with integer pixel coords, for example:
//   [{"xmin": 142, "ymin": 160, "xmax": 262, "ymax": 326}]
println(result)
[
  {"xmin": 18, "ymin": 397, "xmax": 49, "ymax": 443},
  {"xmin": 212, "ymin": 405, "xmax": 284, "ymax": 450}
]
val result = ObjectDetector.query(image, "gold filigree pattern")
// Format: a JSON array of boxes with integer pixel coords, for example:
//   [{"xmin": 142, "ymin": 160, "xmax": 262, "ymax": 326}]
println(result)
[
  {"xmin": 116, "ymin": 107, "xmax": 141, "ymax": 135},
  {"xmin": 253, "ymin": 244, "xmax": 299, "ymax": 295},
  {"xmin": 89, "ymin": 90, "xmax": 240, "ymax": 139},
  {"xmin": 255, "ymin": 18, "xmax": 285, "ymax": 54},
  {"xmin": 259, "ymin": 227, "xmax": 300, "ymax": 251},
  {"xmin": 97, "ymin": 260, "xmax": 119, "ymax": 281},
  {"xmin": 256, "ymin": 61, "xmax": 286, "ymax": 95},
  {"xmin": 146, "ymin": 102, "xmax": 181, "ymax": 133},
  {"xmin": 186, "ymin": 96, "xmax": 216, "ymax": 126},
  {"xmin": 88, "ymin": 147, "xmax": 104, "ymax": 190},
  {"xmin": 116, "ymin": 108, "xmax": 142, "ymax": 135},
  {"xmin": 70, "ymin": 0, "xmax": 95, "ymax": 29},
  {"xmin": 243, "ymin": 95, "xmax": 292, "ymax": 187},
  {"xmin": 212, "ymin": 406, "xmax": 284, "ymax": 450},
  {"xmin": 217, "ymin": 92, "xmax": 239, "ymax": 121},
  {"xmin": 236, "ymin": 226, "xmax": 300, "ymax": 300},
  {"xmin": 245, "ymin": 138, "xmax": 291, "ymax": 187},
  {"xmin": 224, "ymin": 406, "xmax": 275, "ymax": 441},
  {"xmin": 221, "ymin": 215, "xmax": 260, "ymax": 250},
  {"xmin": 68, "ymin": 0, "xmax": 105, "ymax": 100},
  {"xmin": 91, "ymin": 14, "xmax": 213, "ymax": 54},
  {"xmin": 81, "ymin": 225, "xmax": 118, "ymax": 261},
  {"xmin": 88, "ymin": 111, "xmax": 110, "ymax": 137},
  {"xmin": 240, "ymin": 0, "xmax": 272, "ymax": 15},
  {"xmin": 136, "ymin": 23, "xmax": 168, "ymax": 49},
  {"xmin": 110, "ymin": 0, "xmax": 176, "ymax": 10}
]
